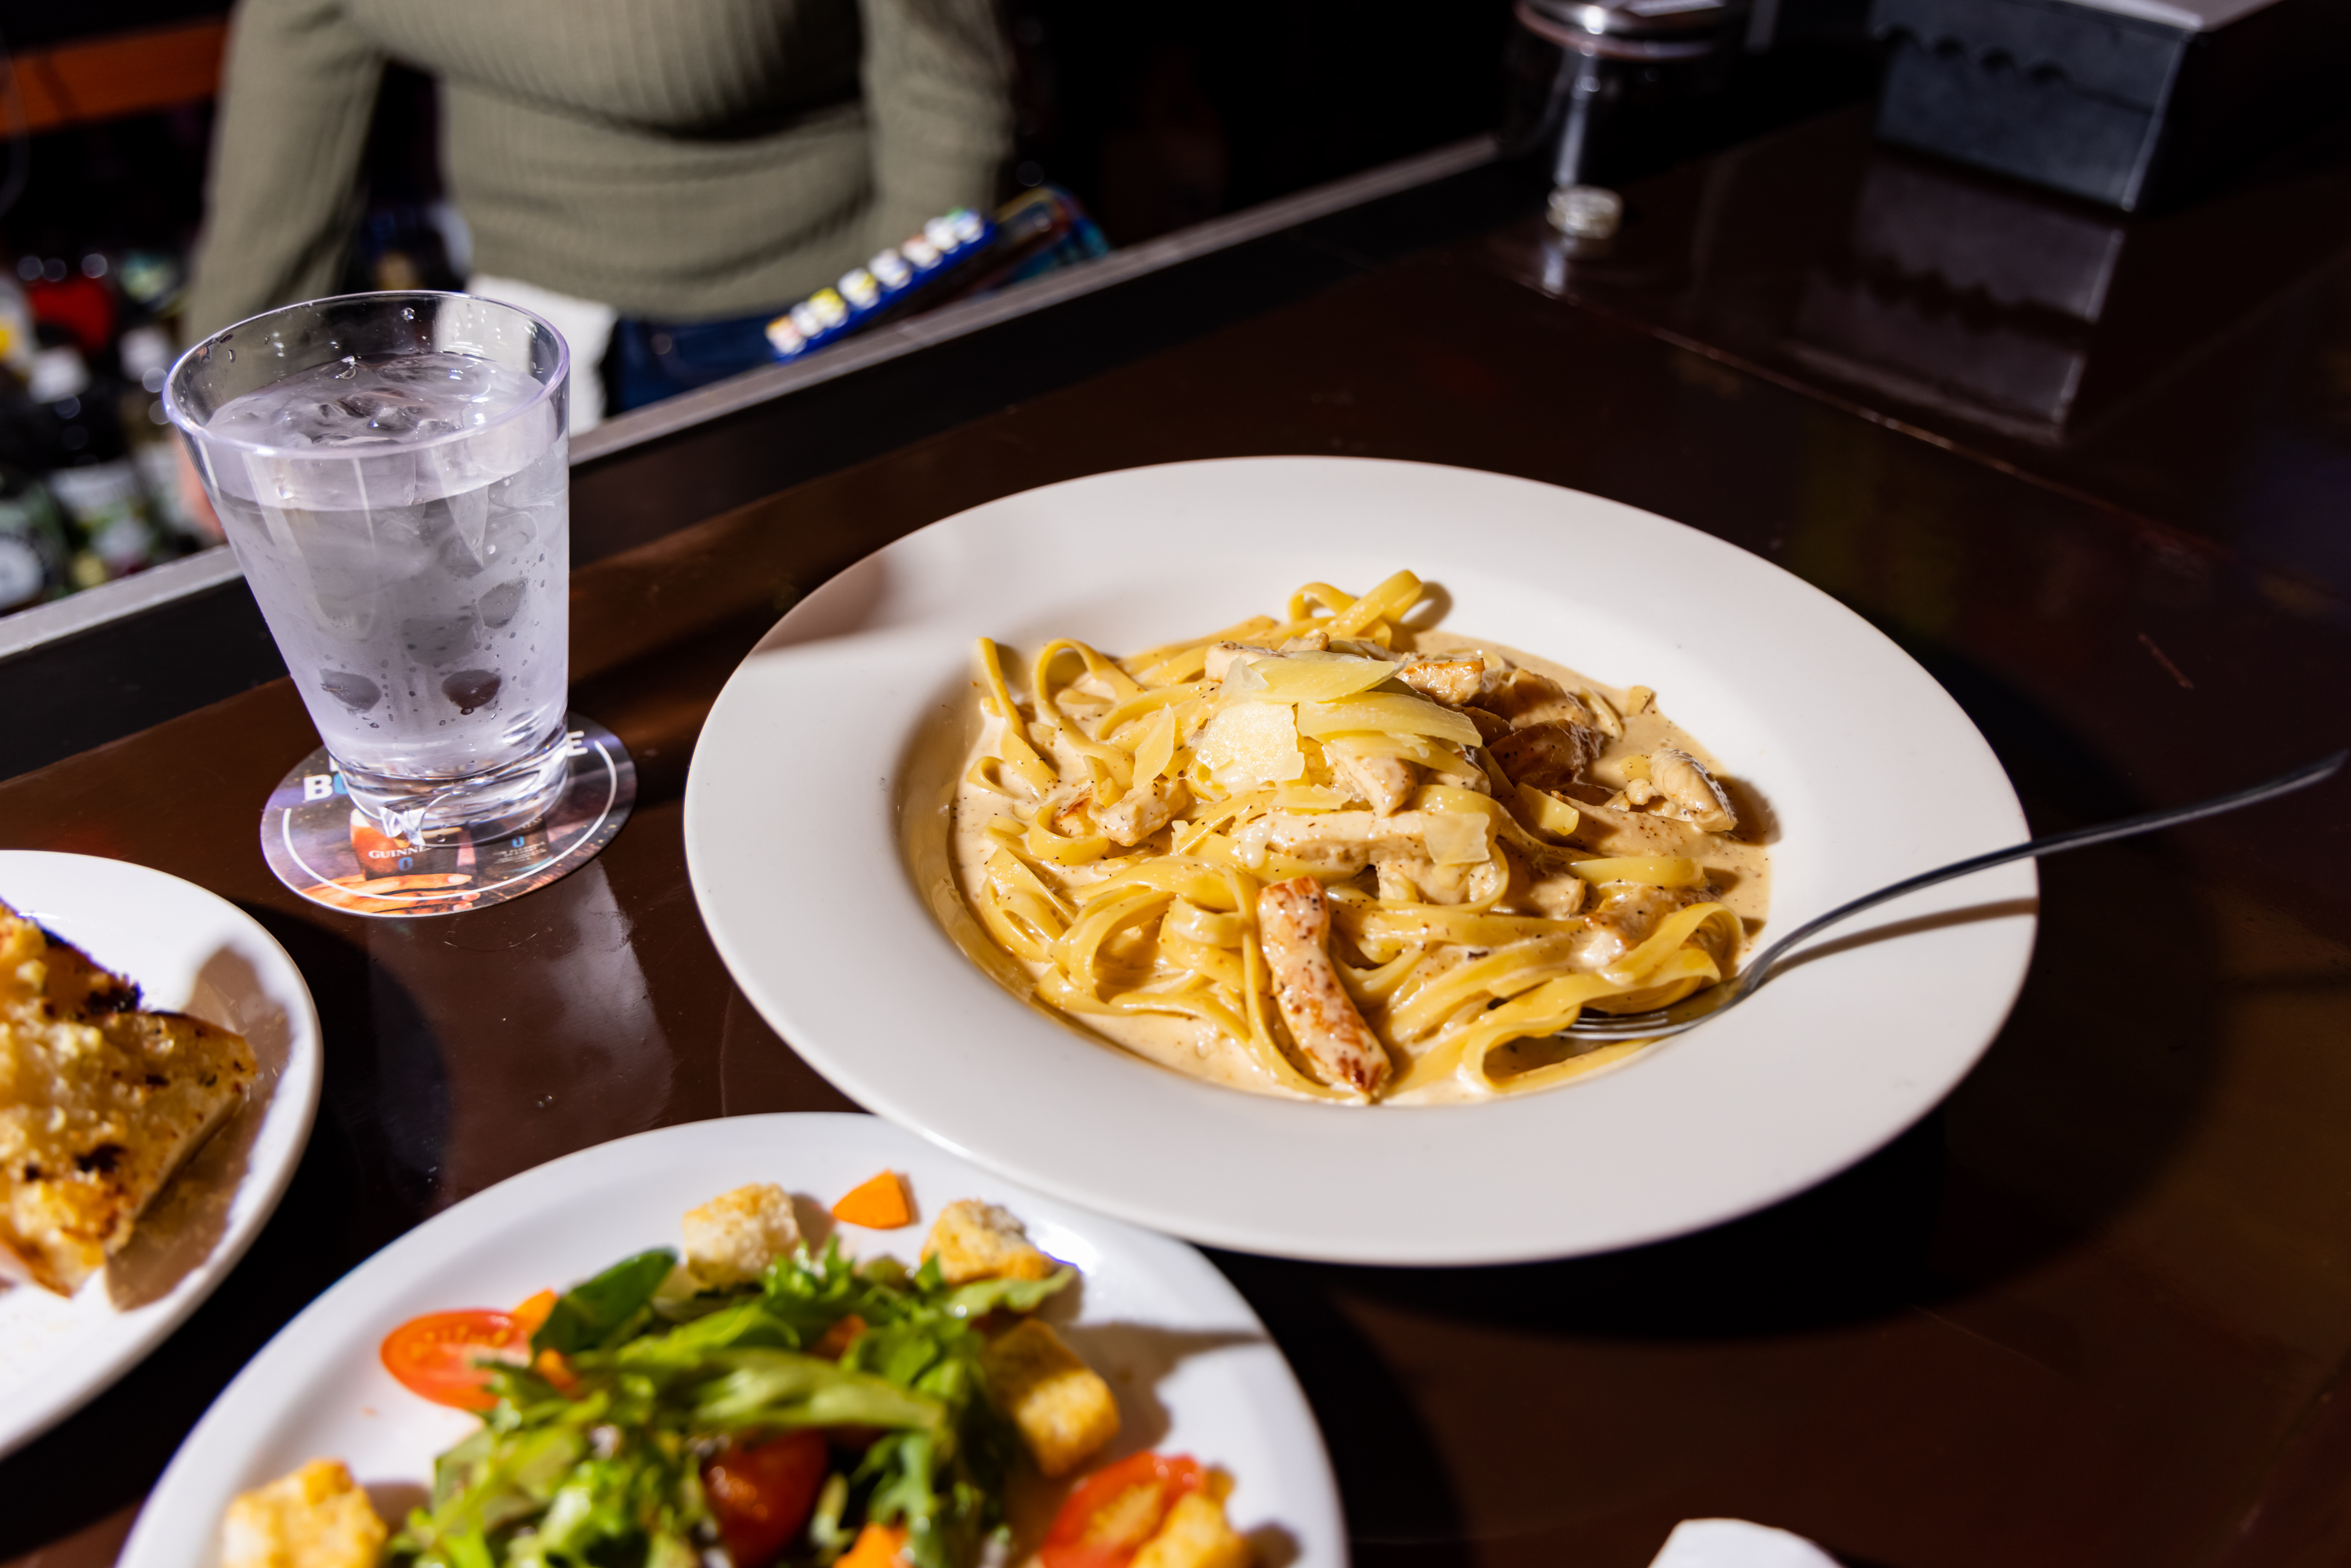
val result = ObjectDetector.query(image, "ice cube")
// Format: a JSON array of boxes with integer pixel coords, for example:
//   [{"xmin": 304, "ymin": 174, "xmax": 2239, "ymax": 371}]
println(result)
[
  {"xmin": 400, "ymin": 611, "xmax": 477, "ymax": 667},
  {"xmin": 440, "ymin": 669, "xmax": 503, "ymax": 713},
  {"xmin": 483, "ymin": 507, "xmax": 535, "ymax": 560},
  {"xmin": 476, "ymin": 578, "xmax": 527, "ymax": 628},
  {"xmin": 204, "ymin": 351, "xmax": 542, "ymax": 452},
  {"xmin": 319, "ymin": 670, "xmax": 382, "ymax": 711},
  {"xmin": 433, "ymin": 485, "xmax": 494, "ymax": 577},
  {"xmin": 438, "ymin": 531, "xmax": 487, "ymax": 578}
]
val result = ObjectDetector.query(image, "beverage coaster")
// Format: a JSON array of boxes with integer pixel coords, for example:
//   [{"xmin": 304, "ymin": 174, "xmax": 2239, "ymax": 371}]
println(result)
[{"xmin": 258, "ymin": 713, "xmax": 634, "ymax": 917}]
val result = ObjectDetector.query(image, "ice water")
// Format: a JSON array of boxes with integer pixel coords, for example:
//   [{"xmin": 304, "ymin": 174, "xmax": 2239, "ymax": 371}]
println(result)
[{"xmin": 201, "ymin": 352, "xmax": 567, "ymax": 806}]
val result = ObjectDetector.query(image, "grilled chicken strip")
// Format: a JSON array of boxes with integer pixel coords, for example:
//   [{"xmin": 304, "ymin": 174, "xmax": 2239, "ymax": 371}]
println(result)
[
  {"xmin": 1233, "ymin": 809, "xmax": 1505, "ymax": 904},
  {"xmin": 1096, "ymin": 777, "xmax": 1191, "ymax": 846},
  {"xmin": 1256, "ymin": 876, "xmax": 1392, "ymax": 1096},
  {"xmin": 1322, "ymin": 738, "xmax": 1417, "ymax": 817},
  {"xmin": 1053, "ymin": 776, "xmax": 1193, "ymax": 847},
  {"xmin": 1234, "ymin": 809, "xmax": 1442, "ymax": 875},
  {"xmin": 1646, "ymin": 747, "xmax": 1738, "ymax": 832},
  {"xmin": 1396, "ymin": 656, "xmax": 1486, "ymax": 706}
]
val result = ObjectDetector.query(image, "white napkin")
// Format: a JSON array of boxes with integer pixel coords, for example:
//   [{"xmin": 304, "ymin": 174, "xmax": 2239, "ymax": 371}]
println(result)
[{"xmin": 1648, "ymin": 1519, "xmax": 1842, "ymax": 1568}]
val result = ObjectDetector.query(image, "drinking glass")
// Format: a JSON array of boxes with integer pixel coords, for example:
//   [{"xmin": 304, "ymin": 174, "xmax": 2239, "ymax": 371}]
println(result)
[{"xmin": 165, "ymin": 292, "xmax": 572, "ymax": 839}]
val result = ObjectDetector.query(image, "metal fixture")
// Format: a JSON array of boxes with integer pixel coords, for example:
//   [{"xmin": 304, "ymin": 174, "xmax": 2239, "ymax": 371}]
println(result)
[
  {"xmin": 1547, "ymin": 184, "xmax": 1624, "ymax": 239},
  {"xmin": 1515, "ymin": 0, "xmax": 1751, "ymax": 202}
]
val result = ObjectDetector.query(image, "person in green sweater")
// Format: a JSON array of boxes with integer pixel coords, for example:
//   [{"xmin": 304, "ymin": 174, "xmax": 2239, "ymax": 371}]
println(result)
[{"xmin": 183, "ymin": 0, "xmax": 1012, "ymax": 428}]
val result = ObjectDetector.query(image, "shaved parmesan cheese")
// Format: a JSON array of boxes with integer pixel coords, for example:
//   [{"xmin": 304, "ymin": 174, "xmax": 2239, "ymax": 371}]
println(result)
[
  {"xmin": 1421, "ymin": 811, "xmax": 1491, "ymax": 866},
  {"xmin": 1314, "ymin": 728, "xmax": 1473, "ymax": 771},
  {"xmin": 1193, "ymin": 701, "xmax": 1306, "ymax": 789},
  {"xmin": 1295, "ymin": 693, "xmax": 1482, "ymax": 748},
  {"xmin": 1219, "ymin": 658, "xmax": 1272, "ymax": 697},
  {"xmin": 1246, "ymin": 653, "xmax": 1398, "ymax": 703}
]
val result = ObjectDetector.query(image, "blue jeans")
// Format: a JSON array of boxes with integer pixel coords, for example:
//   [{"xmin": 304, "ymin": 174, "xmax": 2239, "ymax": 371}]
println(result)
[{"xmin": 607, "ymin": 311, "xmax": 781, "ymax": 415}]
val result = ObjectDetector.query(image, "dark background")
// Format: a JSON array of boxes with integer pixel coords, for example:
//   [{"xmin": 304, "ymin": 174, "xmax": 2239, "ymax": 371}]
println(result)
[
  {"xmin": 0, "ymin": 0, "xmax": 1528, "ymax": 274},
  {"xmin": 0, "ymin": 0, "xmax": 1886, "ymax": 777},
  {"xmin": 0, "ymin": 0, "xmax": 220, "ymax": 49},
  {"xmin": 0, "ymin": 0, "xmax": 1882, "ymax": 278}
]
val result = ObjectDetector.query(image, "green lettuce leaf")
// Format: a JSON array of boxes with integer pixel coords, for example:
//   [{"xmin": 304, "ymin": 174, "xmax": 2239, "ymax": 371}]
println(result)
[
  {"xmin": 397, "ymin": 1231, "xmax": 1058, "ymax": 1568},
  {"xmin": 940, "ymin": 1267, "xmax": 1074, "ymax": 1320},
  {"xmin": 531, "ymin": 1248, "xmax": 678, "ymax": 1356}
]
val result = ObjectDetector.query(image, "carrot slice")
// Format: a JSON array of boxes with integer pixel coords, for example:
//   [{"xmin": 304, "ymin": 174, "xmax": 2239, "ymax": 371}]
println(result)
[
  {"xmin": 511, "ymin": 1287, "xmax": 559, "ymax": 1336},
  {"xmin": 837, "ymin": 1523, "xmax": 909, "ymax": 1568},
  {"xmin": 831, "ymin": 1170, "xmax": 913, "ymax": 1229},
  {"xmin": 811, "ymin": 1313, "xmax": 869, "ymax": 1360},
  {"xmin": 533, "ymin": 1347, "xmax": 581, "ymax": 1396}
]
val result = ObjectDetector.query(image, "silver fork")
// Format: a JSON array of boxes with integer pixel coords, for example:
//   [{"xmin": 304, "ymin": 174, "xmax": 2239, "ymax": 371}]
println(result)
[{"xmin": 1558, "ymin": 748, "xmax": 2348, "ymax": 1043}]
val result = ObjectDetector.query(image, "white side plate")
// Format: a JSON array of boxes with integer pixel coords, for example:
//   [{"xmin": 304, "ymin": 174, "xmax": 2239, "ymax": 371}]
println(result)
[
  {"xmin": 0, "ymin": 849, "xmax": 322, "ymax": 1457},
  {"xmin": 683, "ymin": 458, "xmax": 2037, "ymax": 1265},
  {"xmin": 120, "ymin": 1114, "xmax": 1345, "ymax": 1568}
]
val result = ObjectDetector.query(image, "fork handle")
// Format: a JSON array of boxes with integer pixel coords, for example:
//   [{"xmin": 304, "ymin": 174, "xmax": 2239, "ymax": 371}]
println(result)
[{"xmin": 1740, "ymin": 748, "xmax": 2348, "ymax": 994}]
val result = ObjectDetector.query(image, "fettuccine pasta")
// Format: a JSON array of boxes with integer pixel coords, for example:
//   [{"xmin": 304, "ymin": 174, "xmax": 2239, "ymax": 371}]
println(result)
[{"xmin": 948, "ymin": 571, "xmax": 1768, "ymax": 1103}]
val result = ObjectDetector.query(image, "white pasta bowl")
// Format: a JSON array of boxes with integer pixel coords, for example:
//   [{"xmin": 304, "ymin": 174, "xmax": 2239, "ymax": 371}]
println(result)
[{"xmin": 683, "ymin": 458, "xmax": 2035, "ymax": 1265}]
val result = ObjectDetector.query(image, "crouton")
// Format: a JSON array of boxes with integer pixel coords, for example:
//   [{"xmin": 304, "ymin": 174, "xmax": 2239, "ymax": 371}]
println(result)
[
  {"xmin": 681, "ymin": 1182, "xmax": 801, "ymax": 1290},
  {"xmin": 219, "ymin": 1458, "xmax": 386, "ymax": 1568},
  {"xmin": 979, "ymin": 1319, "xmax": 1119, "ymax": 1477},
  {"xmin": 922, "ymin": 1198, "xmax": 1057, "ymax": 1284},
  {"xmin": 1132, "ymin": 1491, "xmax": 1252, "ymax": 1568}
]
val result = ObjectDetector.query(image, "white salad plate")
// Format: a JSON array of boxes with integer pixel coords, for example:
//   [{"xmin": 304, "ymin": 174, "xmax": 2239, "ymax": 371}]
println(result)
[
  {"xmin": 121, "ymin": 1113, "xmax": 1344, "ymax": 1568},
  {"xmin": 0, "ymin": 849, "xmax": 323, "ymax": 1458},
  {"xmin": 683, "ymin": 457, "xmax": 2037, "ymax": 1266}
]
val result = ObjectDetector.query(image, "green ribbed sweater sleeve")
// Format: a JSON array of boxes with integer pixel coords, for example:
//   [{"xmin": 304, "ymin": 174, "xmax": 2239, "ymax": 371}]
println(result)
[
  {"xmin": 183, "ymin": 0, "xmax": 1010, "ymax": 334},
  {"xmin": 183, "ymin": 0, "xmax": 385, "ymax": 342},
  {"xmin": 857, "ymin": 0, "xmax": 1014, "ymax": 252}
]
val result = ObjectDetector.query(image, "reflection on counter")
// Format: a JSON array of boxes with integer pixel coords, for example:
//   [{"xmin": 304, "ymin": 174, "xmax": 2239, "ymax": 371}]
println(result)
[
  {"xmin": 1490, "ymin": 105, "xmax": 2351, "ymax": 585},
  {"xmin": 1786, "ymin": 155, "xmax": 2123, "ymax": 443},
  {"xmin": 1777, "ymin": 144, "xmax": 2351, "ymax": 459}
]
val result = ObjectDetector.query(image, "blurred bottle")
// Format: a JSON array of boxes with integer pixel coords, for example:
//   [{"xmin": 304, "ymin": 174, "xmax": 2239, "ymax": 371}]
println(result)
[
  {"xmin": 114, "ymin": 251, "xmax": 185, "ymax": 324},
  {"xmin": 0, "ymin": 465, "xmax": 71, "ymax": 612},
  {"xmin": 22, "ymin": 253, "xmax": 119, "ymax": 358},
  {"xmin": 117, "ymin": 324, "xmax": 205, "ymax": 545},
  {"xmin": 27, "ymin": 339, "xmax": 169, "ymax": 588},
  {"xmin": 0, "ymin": 272, "xmax": 37, "ymax": 382}
]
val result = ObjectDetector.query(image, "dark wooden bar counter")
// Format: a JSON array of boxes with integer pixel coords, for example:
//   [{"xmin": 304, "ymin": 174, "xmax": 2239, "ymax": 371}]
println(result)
[{"xmin": 5, "ymin": 107, "xmax": 2351, "ymax": 1568}]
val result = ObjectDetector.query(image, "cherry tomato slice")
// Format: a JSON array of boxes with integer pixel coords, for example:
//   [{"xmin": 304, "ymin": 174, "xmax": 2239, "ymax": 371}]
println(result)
[
  {"xmin": 379, "ymin": 1309, "xmax": 533, "ymax": 1410},
  {"xmin": 1040, "ymin": 1451, "xmax": 1206, "ymax": 1568},
  {"xmin": 701, "ymin": 1429, "xmax": 830, "ymax": 1568}
]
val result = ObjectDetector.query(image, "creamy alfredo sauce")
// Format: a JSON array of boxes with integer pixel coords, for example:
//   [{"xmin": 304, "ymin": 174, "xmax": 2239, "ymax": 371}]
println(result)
[{"xmin": 947, "ymin": 632, "xmax": 1770, "ymax": 1105}]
